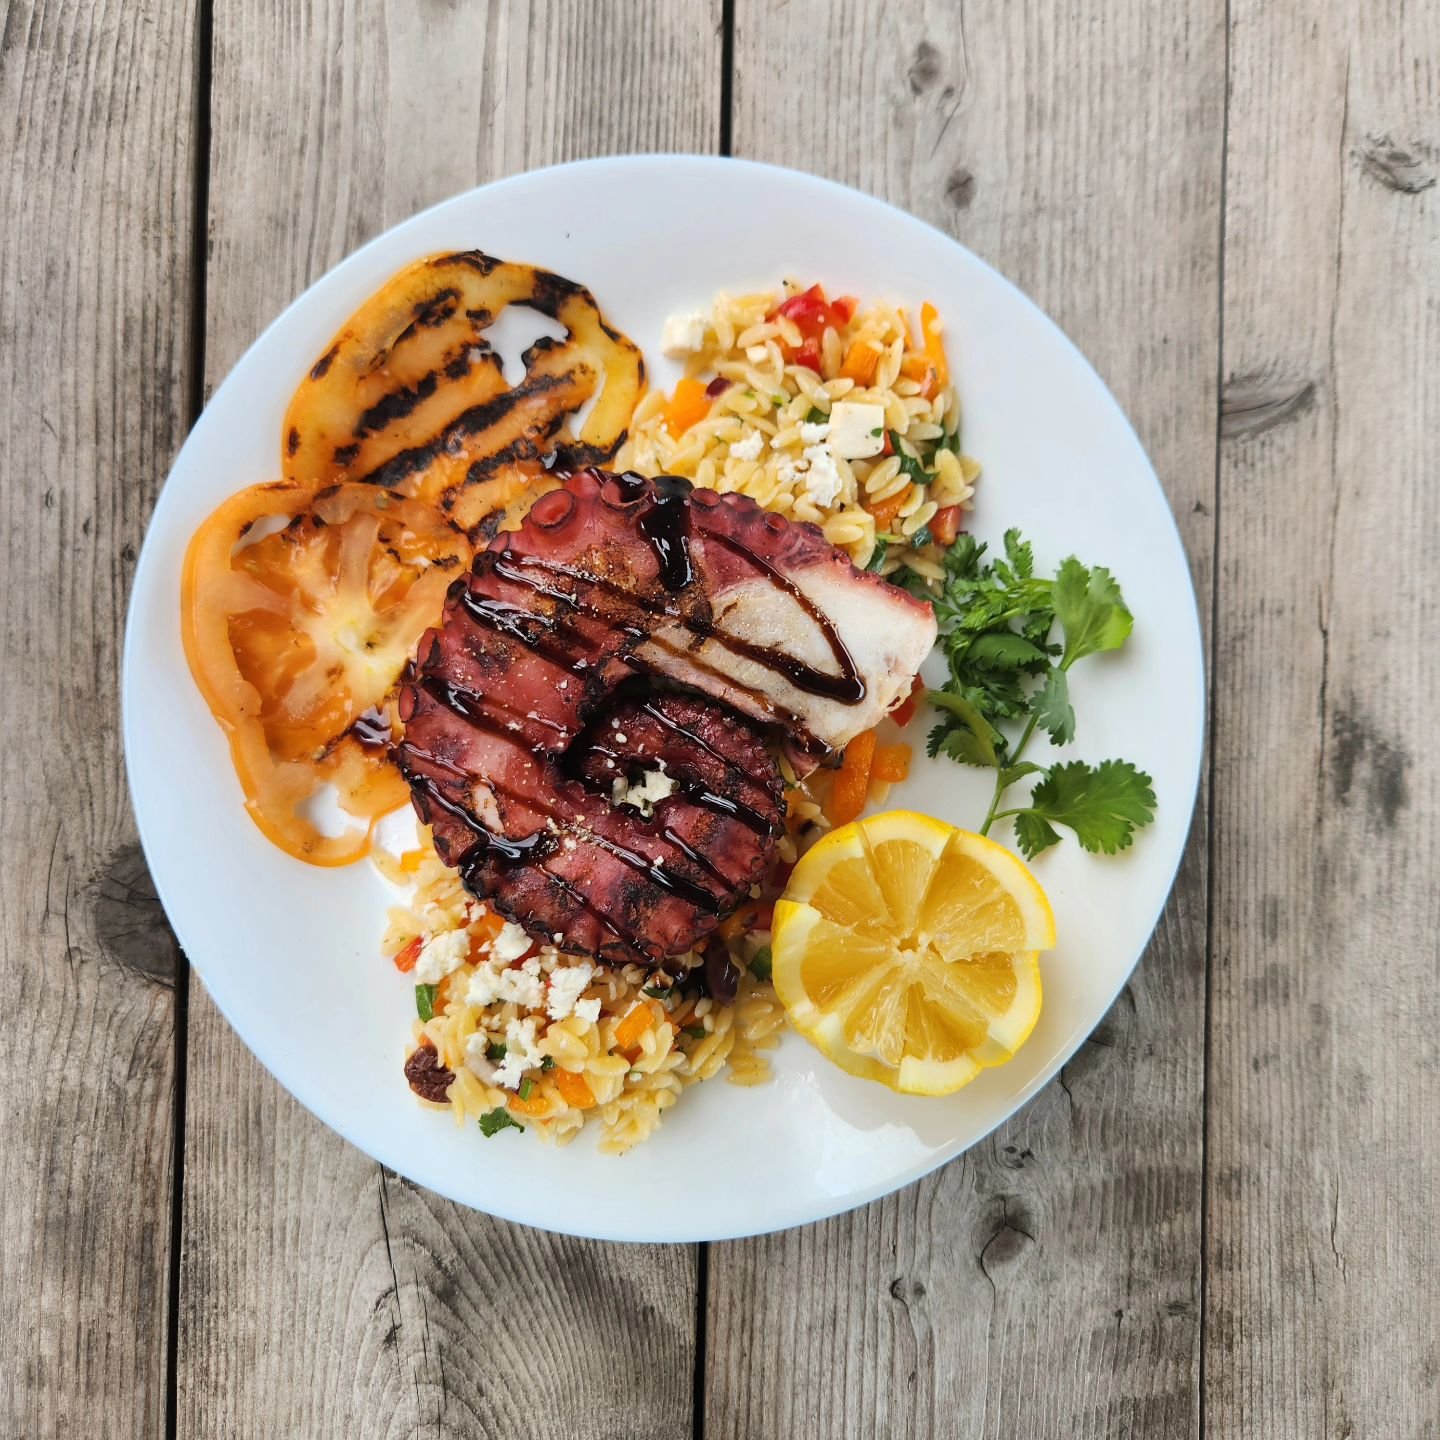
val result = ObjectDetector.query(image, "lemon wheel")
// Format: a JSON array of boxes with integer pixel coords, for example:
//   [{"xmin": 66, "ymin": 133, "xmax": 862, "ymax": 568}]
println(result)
[{"xmin": 771, "ymin": 812, "xmax": 1056, "ymax": 1095}]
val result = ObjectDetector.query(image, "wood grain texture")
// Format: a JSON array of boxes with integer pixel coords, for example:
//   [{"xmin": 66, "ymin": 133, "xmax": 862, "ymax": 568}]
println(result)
[
  {"xmin": 1208, "ymin": 2, "xmax": 1440, "ymax": 1432},
  {"xmin": 0, "ymin": 1, "xmax": 197, "ymax": 1435},
  {"xmin": 179, "ymin": 3, "xmax": 720, "ymax": 1437},
  {"xmin": 710, "ymin": 2, "xmax": 1223, "ymax": 1435}
]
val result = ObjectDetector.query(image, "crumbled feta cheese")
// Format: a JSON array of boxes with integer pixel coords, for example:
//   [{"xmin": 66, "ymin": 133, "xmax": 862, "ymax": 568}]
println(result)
[
  {"xmin": 799, "ymin": 420, "xmax": 830, "ymax": 445},
  {"xmin": 413, "ymin": 928, "xmax": 470, "ymax": 983},
  {"xmin": 614, "ymin": 732, "xmax": 628, "ymax": 744},
  {"xmin": 546, "ymin": 961, "xmax": 596, "ymax": 1021},
  {"xmin": 488, "ymin": 920, "xmax": 531, "ymax": 964},
  {"xmin": 611, "ymin": 762, "xmax": 678, "ymax": 819},
  {"xmin": 465, "ymin": 954, "xmax": 545, "ymax": 1011},
  {"xmin": 464, "ymin": 1031, "xmax": 497, "ymax": 1079},
  {"xmin": 511, "ymin": 957, "xmax": 547, "ymax": 1010},
  {"xmin": 574, "ymin": 997, "xmax": 602, "ymax": 1025},
  {"xmin": 466, "ymin": 966, "xmax": 503, "ymax": 1007},
  {"xmin": 825, "ymin": 401, "xmax": 886, "ymax": 459},
  {"xmin": 661, "ymin": 311, "xmax": 707, "ymax": 356},
  {"xmin": 799, "ymin": 445, "xmax": 844, "ymax": 507},
  {"xmin": 492, "ymin": 1016, "xmax": 545, "ymax": 1089},
  {"xmin": 729, "ymin": 431, "xmax": 763, "ymax": 462}
]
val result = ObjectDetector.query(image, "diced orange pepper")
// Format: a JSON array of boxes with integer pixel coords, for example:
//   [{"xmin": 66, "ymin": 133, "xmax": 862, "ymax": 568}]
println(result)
[
  {"xmin": 826, "ymin": 729, "xmax": 877, "ymax": 826},
  {"xmin": 872, "ymin": 743, "xmax": 912, "ymax": 783},
  {"xmin": 839, "ymin": 340, "xmax": 880, "ymax": 384},
  {"xmin": 613, "ymin": 1001, "xmax": 657, "ymax": 1052},
  {"xmin": 393, "ymin": 935, "xmax": 424, "ymax": 973},
  {"xmin": 399, "ymin": 848, "xmax": 426, "ymax": 873},
  {"xmin": 467, "ymin": 908, "xmax": 507, "ymax": 947},
  {"xmin": 507, "ymin": 1087, "xmax": 549, "ymax": 1117},
  {"xmin": 553, "ymin": 1069, "xmax": 596, "ymax": 1108},
  {"xmin": 664, "ymin": 377, "xmax": 711, "ymax": 437},
  {"xmin": 865, "ymin": 489, "xmax": 907, "ymax": 532},
  {"xmin": 920, "ymin": 302, "xmax": 948, "ymax": 391},
  {"xmin": 899, "ymin": 353, "xmax": 938, "ymax": 399}
]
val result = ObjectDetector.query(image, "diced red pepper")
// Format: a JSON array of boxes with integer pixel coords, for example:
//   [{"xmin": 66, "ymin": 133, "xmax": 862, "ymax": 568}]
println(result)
[
  {"xmin": 891, "ymin": 675, "xmax": 926, "ymax": 727},
  {"xmin": 768, "ymin": 284, "xmax": 852, "ymax": 370},
  {"xmin": 929, "ymin": 505, "xmax": 963, "ymax": 547}
]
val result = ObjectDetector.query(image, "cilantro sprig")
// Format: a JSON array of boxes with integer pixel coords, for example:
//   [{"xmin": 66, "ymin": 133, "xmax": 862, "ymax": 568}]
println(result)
[{"xmin": 923, "ymin": 530, "xmax": 1156, "ymax": 859}]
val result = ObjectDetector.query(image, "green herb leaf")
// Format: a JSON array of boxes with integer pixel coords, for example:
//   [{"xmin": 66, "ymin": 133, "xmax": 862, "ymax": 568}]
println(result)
[
  {"xmin": 966, "ymin": 631, "xmax": 1050, "ymax": 671},
  {"xmin": 1032, "ymin": 668, "xmax": 1075, "ymax": 745},
  {"xmin": 909, "ymin": 523, "xmax": 933, "ymax": 548},
  {"xmin": 642, "ymin": 983, "xmax": 670, "ymax": 999},
  {"xmin": 866, "ymin": 537, "xmax": 889, "ymax": 572},
  {"xmin": 486, "ymin": 1041, "xmax": 507, "ymax": 1062},
  {"xmin": 772, "ymin": 393, "xmax": 788, "ymax": 406},
  {"xmin": 479, "ymin": 1107, "xmax": 523, "ymax": 1137},
  {"xmin": 806, "ymin": 405, "xmax": 828, "ymax": 424},
  {"xmin": 998, "ymin": 761, "xmax": 1046, "ymax": 789},
  {"xmin": 749, "ymin": 946, "xmax": 773, "ymax": 982},
  {"xmin": 518, "ymin": 1077, "xmax": 534, "ymax": 1100},
  {"xmin": 889, "ymin": 431, "xmax": 929, "ymax": 485},
  {"xmin": 1053, "ymin": 558, "xmax": 1133, "ymax": 668},
  {"xmin": 1003, "ymin": 528, "xmax": 1034, "ymax": 579},
  {"xmin": 1024, "ymin": 759, "xmax": 1157, "ymax": 854},
  {"xmin": 925, "ymin": 691, "xmax": 1000, "ymax": 768},
  {"xmin": 918, "ymin": 523, "xmax": 1154, "ymax": 859},
  {"xmin": 1013, "ymin": 810, "xmax": 1063, "ymax": 860},
  {"xmin": 540, "ymin": 1055, "xmax": 556, "ymax": 1071},
  {"xmin": 414, "ymin": 983, "xmax": 437, "ymax": 1022},
  {"xmin": 683, "ymin": 1025, "xmax": 708, "ymax": 1040}
]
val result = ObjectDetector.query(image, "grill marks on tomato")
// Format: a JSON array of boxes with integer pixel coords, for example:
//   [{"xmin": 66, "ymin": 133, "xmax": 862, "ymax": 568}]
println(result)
[{"xmin": 282, "ymin": 252, "xmax": 644, "ymax": 540}]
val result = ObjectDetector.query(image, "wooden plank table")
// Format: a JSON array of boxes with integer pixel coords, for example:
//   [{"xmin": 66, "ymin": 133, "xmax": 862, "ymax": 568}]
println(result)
[{"xmin": 2, "ymin": 1, "xmax": 1434, "ymax": 1434}]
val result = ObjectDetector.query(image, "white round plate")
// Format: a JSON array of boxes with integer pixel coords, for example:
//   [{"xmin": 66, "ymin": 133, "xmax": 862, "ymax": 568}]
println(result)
[{"xmin": 125, "ymin": 156, "xmax": 1203, "ymax": 1242}]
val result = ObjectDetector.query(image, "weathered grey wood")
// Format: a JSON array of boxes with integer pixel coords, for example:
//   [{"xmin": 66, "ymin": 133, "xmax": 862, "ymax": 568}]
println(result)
[
  {"xmin": 0, "ymin": 0, "xmax": 197, "ymax": 1435},
  {"xmin": 178, "ymin": 3, "xmax": 720, "ymax": 1436},
  {"xmin": 1207, "ymin": 3, "xmax": 1440, "ymax": 1433},
  {"xmin": 709, "ymin": 2, "xmax": 1223, "ymax": 1435}
]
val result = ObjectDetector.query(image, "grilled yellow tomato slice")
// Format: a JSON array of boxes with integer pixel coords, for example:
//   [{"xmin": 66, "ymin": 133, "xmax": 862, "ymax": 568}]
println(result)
[
  {"xmin": 181, "ymin": 480, "xmax": 469, "ymax": 864},
  {"xmin": 281, "ymin": 252, "xmax": 645, "ymax": 537}
]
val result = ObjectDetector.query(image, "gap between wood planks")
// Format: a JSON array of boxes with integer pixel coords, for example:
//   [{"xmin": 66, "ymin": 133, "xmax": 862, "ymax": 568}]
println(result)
[
  {"xmin": 693, "ymin": 10, "xmax": 734, "ymax": 1435},
  {"xmin": 165, "ymin": 3, "xmax": 214, "ymax": 1437},
  {"xmin": 1197, "ymin": 5, "xmax": 1232, "ymax": 1438}
]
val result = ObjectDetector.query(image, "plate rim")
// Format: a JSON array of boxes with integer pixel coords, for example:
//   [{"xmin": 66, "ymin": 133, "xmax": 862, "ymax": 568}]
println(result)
[{"xmin": 123, "ymin": 153, "xmax": 1205, "ymax": 1242}]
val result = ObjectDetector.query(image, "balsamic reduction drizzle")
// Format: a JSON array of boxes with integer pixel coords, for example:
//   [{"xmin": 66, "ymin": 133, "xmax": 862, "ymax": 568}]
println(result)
[
  {"xmin": 413, "ymin": 677, "xmax": 732, "ymax": 918},
  {"xmin": 351, "ymin": 707, "xmax": 392, "ymax": 749},
  {"xmin": 637, "ymin": 474, "xmax": 696, "ymax": 592},
  {"xmin": 399, "ymin": 471, "xmax": 874, "ymax": 959}
]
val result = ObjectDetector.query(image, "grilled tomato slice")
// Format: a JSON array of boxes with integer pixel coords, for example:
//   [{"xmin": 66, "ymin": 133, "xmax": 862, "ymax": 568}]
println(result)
[
  {"xmin": 182, "ymin": 480, "xmax": 469, "ymax": 864},
  {"xmin": 281, "ymin": 252, "xmax": 645, "ymax": 538}
]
